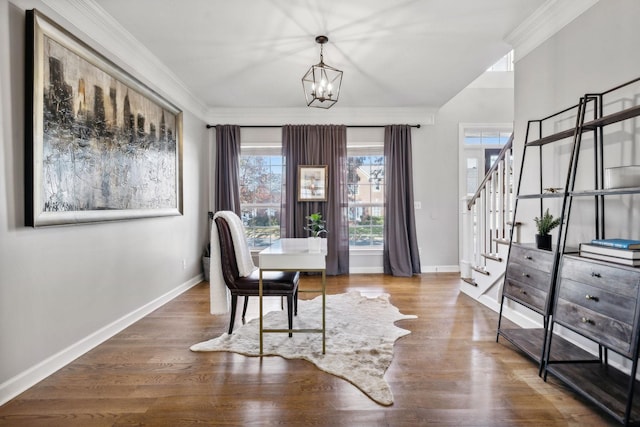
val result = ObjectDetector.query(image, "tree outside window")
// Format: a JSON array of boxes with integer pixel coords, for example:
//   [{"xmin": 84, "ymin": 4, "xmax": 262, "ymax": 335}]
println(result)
[{"xmin": 239, "ymin": 155, "xmax": 283, "ymax": 249}]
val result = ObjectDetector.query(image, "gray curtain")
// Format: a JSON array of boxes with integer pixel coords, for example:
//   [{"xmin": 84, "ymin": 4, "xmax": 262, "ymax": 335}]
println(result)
[
  {"xmin": 282, "ymin": 125, "xmax": 349, "ymax": 275},
  {"xmin": 215, "ymin": 125, "xmax": 241, "ymax": 213},
  {"xmin": 383, "ymin": 125, "xmax": 421, "ymax": 276}
]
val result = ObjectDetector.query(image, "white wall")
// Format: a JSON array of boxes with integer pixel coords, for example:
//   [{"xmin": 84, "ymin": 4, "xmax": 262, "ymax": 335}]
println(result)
[
  {"xmin": 211, "ymin": 76, "xmax": 514, "ymax": 275},
  {"xmin": 421, "ymin": 75, "xmax": 515, "ymax": 271},
  {"xmin": 209, "ymin": 107, "xmax": 449, "ymax": 273},
  {"xmin": 507, "ymin": 0, "xmax": 640, "ymax": 357},
  {"xmin": 0, "ymin": 0, "xmax": 210, "ymax": 404},
  {"xmin": 514, "ymin": 0, "xmax": 640, "ymax": 245}
]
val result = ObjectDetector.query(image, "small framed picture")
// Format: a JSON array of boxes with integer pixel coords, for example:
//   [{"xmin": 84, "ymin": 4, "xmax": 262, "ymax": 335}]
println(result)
[{"xmin": 298, "ymin": 165, "xmax": 327, "ymax": 202}]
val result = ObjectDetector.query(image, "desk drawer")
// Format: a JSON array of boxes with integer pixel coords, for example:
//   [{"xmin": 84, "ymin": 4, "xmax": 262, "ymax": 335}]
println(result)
[{"xmin": 509, "ymin": 244, "xmax": 554, "ymax": 272}]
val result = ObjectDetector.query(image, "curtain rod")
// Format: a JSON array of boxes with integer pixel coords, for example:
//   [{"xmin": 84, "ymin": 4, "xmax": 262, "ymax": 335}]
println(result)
[{"xmin": 206, "ymin": 124, "xmax": 421, "ymax": 129}]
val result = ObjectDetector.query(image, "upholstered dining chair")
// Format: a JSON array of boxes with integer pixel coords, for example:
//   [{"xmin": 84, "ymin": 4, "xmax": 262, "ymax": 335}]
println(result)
[{"xmin": 215, "ymin": 216, "xmax": 300, "ymax": 335}]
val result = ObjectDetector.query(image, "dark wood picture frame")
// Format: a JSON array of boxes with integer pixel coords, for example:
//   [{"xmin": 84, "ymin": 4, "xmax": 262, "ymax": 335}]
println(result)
[{"xmin": 25, "ymin": 9, "xmax": 183, "ymax": 226}]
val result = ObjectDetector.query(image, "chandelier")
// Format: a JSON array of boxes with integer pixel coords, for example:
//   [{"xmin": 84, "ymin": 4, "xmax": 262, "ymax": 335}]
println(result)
[{"xmin": 301, "ymin": 35, "xmax": 343, "ymax": 109}]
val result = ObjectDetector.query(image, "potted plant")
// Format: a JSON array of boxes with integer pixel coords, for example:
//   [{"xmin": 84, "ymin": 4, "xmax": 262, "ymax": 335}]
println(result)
[
  {"xmin": 534, "ymin": 208, "xmax": 561, "ymax": 250},
  {"xmin": 304, "ymin": 212, "xmax": 328, "ymax": 252}
]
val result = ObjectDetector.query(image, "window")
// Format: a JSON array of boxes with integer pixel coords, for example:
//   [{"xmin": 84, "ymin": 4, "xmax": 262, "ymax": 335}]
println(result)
[
  {"xmin": 486, "ymin": 50, "xmax": 513, "ymax": 72},
  {"xmin": 239, "ymin": 145, "xmax": 283, "ymax": 249},
  {"xmin": 460, "ymin": 124, "xmax": 512, "ymax": 197},
  {"xmin": 466, "ymin": 157, "xmax": 479, "ymax": 195},
  {"xmin": 347, "ymin": 145, "xmax": 384, "ymax": 248},
  {"xmin": 463, "ymin": 128, "xmax": 512, "ymax": 145},
  {"xmin": 239, "ymin": 134, "xmax": 387, "ymax": 251}
]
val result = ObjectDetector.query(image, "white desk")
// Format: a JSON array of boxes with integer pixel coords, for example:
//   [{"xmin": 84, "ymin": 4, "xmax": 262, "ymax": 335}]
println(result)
[{"xmin": 258, "ymin": 238, "xmax": 327, "ymax": 354}]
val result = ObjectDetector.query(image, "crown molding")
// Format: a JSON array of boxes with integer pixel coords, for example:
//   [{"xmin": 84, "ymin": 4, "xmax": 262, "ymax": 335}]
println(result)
[
  {"xmin": 205, "ymin": 107, "xmax": 437, "ymax": 127},
  {"xmin": 506, "ymin": 0, "xmax": 600, "ymax": 63},
  {"xmin": 41, "ymin": 0, "xmax": 209, "ymax": 121}
]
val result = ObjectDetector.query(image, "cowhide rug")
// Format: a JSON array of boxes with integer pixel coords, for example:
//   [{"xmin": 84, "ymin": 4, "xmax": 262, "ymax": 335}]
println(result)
[{"xmin": 190, "ymin": 291, "xmax": 417, "ymax": 405}]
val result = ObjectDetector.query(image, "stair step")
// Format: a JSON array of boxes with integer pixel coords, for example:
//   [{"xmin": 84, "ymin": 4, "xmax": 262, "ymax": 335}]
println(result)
[
  {"xmin": 481, "ymin": 253, "xmax": 503, "ymax": 262},
  {"xmin": 472, "ymin": 265, "xmax": 490, "ymax": 276},
  {"xmin": 461, "ymin": 277, "xmax": 477, "ymax": 286},
  {"xmin": 506, "ymin": 221, "xmax": 522, "ymax": 226},
  {"xmin": 494, "ymin": 238, "xmax": 510, "ymax": 245}
]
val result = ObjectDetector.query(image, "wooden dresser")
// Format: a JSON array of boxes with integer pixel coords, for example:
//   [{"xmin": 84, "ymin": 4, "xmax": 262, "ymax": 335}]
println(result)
[
  {"xmin": 503, "ymin": 244, "xmax": 555, "ymax": 314},
  {"xmin": 545, "ymin": 255, "xmax": 640, "ymax": 424}
]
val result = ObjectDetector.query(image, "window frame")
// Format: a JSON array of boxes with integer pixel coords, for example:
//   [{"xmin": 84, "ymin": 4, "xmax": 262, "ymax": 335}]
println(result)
[
  {"xmin": 238, "ymin": 144, "xmax": 284, "ymax": 250},
  {"xmin": 347, "ymin": 142, "xmax": 385, "ymax": 250}
]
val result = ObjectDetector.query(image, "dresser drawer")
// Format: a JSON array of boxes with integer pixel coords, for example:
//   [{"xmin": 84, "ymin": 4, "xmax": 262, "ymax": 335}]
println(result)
[
  {"xmin": 554, "ymin": 255, "xmax": 640, "ymax": 356},
  {"xmin": 505, "ymin": 261, "xmax": 552, "ymax": 293},
  {"xmin": 557, "ymin": 278, "xmax": 636, "ymax": 323},
  {"xmin": 503, "ymin": 278, "xmax": 548, "ymax": 312},
  {"xmin": 555, "ymin": 298, "xmax": 634, "ymax": 355},
  {"xmin": 509, "ymin": 244, "xmax": 554, "ymax": 272},
  {"xmin": 559, "ymin": 256, "xmax": 640, "ymax": 298}
]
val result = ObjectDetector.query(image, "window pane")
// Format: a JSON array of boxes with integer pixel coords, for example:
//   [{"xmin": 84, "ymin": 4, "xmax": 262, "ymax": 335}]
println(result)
[
  {"xmin": 466, "ymin": 158, "xmax": 479, "ymax": 195},
  {"xmin": 241, "ymin": 206, "xmax": 280, "ymax": 249},
  {"xmin": 239, "ymin": 152, "xmax": 283, "ymax": 249},
  {"xmin": 464, "ymin": 128, "xmax": 512, "ymax": 147},
  {"xmin": 347, "ymin": 152, "xmax": 384, "ymax": 248}
]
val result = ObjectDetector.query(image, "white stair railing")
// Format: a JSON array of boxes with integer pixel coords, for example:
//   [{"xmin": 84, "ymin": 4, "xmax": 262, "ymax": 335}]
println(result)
[{"xmin": 461, "ymin": 135, "xmax": 514, "ymax": 284}]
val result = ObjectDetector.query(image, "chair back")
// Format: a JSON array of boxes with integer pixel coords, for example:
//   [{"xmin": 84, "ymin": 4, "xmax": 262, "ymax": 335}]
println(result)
[{"xmin": 215, "ymin": 217, "xmax": 241, "ymax": 290}]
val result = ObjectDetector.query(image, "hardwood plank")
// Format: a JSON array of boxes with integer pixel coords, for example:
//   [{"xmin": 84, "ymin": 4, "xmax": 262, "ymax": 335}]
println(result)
[{"xmin": 0, "ymin": 273, "xmax": 617, "ymax": 426}]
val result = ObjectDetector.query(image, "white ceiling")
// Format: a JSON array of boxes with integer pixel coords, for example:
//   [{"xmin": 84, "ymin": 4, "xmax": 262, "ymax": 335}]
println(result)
[{"xmin": 94, "ymin": 0, "xmax": 546, "ymax": 110}]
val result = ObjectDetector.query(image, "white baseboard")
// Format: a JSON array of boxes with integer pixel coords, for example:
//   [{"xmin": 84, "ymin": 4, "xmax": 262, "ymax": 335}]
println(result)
[
  {"xmin": 349, "ymin": 265, "xmax": 459, "ymax": 274},
  {"xmin": 495, "ymin": 301, "xmax": 543, "ymax": 329},
  {"xmin": 476, "ymin": 294, "xmax": 501, "ymax": 313},
  {"xmin": 0, "ymin": 275, "xmax": 203, "ymax": 406},
  {"xmin": 468, "ymin": 291, "xmax": 542, "ymax": 329},
  {"xmin": 421, "ymin": 265, "xmax": 460, "ymax": 273},
  {"xmin": 349, "ymin": 267, "xmax": 384, "ymax": 274}
]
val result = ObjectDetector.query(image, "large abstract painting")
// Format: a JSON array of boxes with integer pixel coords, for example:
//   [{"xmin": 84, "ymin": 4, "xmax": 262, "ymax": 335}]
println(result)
[{"xmin": 25, "ymin": 9, "xmax": 183, "ymax": 226}]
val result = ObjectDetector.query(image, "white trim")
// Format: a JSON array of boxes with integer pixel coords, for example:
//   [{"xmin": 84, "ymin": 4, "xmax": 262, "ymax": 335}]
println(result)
[
  {"xmin": 42, "ymin": 0, "xmax": 208, "ymax": 120},
  {"xmin": 350, "ymin": 266, "xmax": 384, "ymax": 274},
  {"xmin": 421, "ymin": 265, "xmax": 460, "ymax": 273},
  {"xmin": 494, "ymin": 300, "xmax": 543, "ymax": 329},
  {"xmin": 208, "ymin": 107, "xmax": 436, "ymax": 127},
  {"xmin": 0, "ymin": 275, "xmax": 203, "ymax": 406},
  {"xmin": 506, "ymin": 0, "xmax": 600, "ymax": 63}
]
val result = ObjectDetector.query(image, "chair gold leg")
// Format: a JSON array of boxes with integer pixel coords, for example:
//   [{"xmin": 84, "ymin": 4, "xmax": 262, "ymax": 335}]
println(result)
[
  {"xmin": 322, "ymin": 269, "xmax": 326, "ymax": 354},
  {"xmin": 259, "ymin": 270, "xmax": 263, "ymax": 355}
]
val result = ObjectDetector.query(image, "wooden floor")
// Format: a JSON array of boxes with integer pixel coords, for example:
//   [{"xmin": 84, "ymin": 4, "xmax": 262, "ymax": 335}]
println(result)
[{"xmin": 0, "ymin": 273, "xmax": 616, "ymax": 426}]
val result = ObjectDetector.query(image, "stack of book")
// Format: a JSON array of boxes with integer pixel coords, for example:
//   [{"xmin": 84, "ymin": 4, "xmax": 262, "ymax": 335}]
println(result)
[{"xmin": 579, "ymin": 238, "xmax": 640, "ymax": 267}]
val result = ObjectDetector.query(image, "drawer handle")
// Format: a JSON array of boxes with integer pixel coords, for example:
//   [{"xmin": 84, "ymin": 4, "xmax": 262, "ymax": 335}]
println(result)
[
  {"xmin": 585, "ymin": 294, "xmax": 599, "ymax": 302},
  {"xmin": 520, "ymin": 290, "xmax": 527, "ymax": 295},
  {"xmin": 581, "ymin": 317, "xmax": 595, "ymax": 325},
  {"xmin": 591, "ymin": 272, "xmax": 601, "ymax": 278},
  {"xmin": 522, "ymin": 273, "xmax": 530, "ymax": 278},
  {"xmin": 525, "ymin": 256, "xmax": 532, "ymax": 260}
]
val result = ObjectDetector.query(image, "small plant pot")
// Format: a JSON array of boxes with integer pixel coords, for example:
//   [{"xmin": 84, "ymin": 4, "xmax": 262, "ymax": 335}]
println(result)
[
  {"xmin": 308, "ymin": 237, "xmax": 322, "ymax": 253},
  {"xmin": 535, "ymin": 234, "xmax": 552, "ymax": 250}
]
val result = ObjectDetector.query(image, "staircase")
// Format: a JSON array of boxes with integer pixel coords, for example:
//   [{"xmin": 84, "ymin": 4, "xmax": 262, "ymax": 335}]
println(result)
[{"xmin": 460, "ymin": 135, "xmax": 515, "ymax": 311}]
